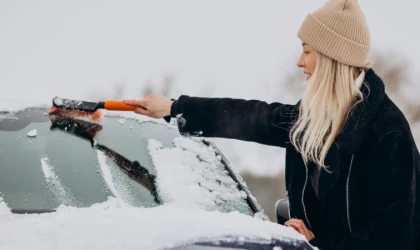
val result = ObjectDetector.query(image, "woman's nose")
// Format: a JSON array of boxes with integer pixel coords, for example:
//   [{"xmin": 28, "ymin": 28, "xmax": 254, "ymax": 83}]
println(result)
[{"xmin": 297, "ymin": 55, "xmax": 305, "ymax": 68}]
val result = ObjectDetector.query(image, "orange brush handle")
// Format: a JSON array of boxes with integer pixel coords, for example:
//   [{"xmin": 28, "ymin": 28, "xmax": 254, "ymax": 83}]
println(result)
[{"xmin": 104, "ymin": 101, "xmax": 138, "ymax": 111}]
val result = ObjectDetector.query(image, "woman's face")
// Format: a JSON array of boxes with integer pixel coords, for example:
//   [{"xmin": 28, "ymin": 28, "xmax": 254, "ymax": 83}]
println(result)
[{"xmin": 297, "ymin": 43, "xmax": 316, "ymax": 81}]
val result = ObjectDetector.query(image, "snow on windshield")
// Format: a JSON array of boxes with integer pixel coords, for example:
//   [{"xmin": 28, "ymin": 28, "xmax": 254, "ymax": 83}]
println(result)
[
  {"xmin": 0, "ymin": 197, "xmax": 9, "ymax": 215},
  {"xmin": 40, "ymin": 156, "xmax": 77, "ymax": 206},
  {"xmin": 27, "ymin": 129, "xmax": 37, "ymax": 137},
  {"xmin": 106, "ymin": 110, "xmax": 176, "ymax": 127},
  {"xmin": 0, "ymin": 197, "xmax": 306, "ymax": 250},
  {"xmin": 95, "ymin": 150, "xmax": 142, "ymax": 206},
  {"xmin": 96, "ymin": 150, "xmax": 121, "ymax": 199},
  {"xmin": 148, "ymin": 137, "xmax": 252, "ymax": 215}
]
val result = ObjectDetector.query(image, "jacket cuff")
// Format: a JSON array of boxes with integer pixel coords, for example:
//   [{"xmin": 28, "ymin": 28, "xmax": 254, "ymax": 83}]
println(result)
[
  {"xmin": 309, "ymin": 237, "xmax": 319, "ymax": 248},
  {"xmin": 170, "ymin": 99, "xmax": 178, "ymax": 118},
  {"xmin": 163, "ymin": 98, "xmax": 177, "ymax": 123}
]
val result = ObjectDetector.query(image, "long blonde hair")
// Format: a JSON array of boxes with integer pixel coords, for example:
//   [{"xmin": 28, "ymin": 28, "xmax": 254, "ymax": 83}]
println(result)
[{"xmin": 290, "ymin": 51, "xmax": 365, "ymax": 169}]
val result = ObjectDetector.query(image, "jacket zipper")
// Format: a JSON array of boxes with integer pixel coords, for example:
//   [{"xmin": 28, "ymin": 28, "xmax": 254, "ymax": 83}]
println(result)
[
  {"xmin": 346, "ymin": 154, "xmax": 355, "ymax": 233},
  {"xmin": 302, "ymin": 161, "xmax": 312, "ymax": 231}
]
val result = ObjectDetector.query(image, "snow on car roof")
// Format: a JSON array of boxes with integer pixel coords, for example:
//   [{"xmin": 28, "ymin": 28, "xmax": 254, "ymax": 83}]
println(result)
[{"xmin": 0, "ymin": 197, "xmax": 306, "ymax": 250}]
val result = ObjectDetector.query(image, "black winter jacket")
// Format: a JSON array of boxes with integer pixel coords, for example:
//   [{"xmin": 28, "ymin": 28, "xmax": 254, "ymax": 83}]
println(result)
[{"xmin": 164, "ymin": 68, "xmax": 420, "ymax": 250}]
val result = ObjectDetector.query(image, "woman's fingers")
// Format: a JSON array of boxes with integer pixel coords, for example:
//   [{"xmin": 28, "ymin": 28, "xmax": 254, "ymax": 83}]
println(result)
[
  {"xmin": 286, "ymin": 221, "xmax": 305, "ymax": 234},
  {"xmin": 123, "ymin": 99, "xmax": 147, "ymax": 108},
  {"xmin": 134, "ymin": 107, "xmax": 149, "ymax": 115},
  {"xmin": 286, "ymin": 223, "xmax": 299, "ymax": 232},
  {"xmin": 284, "ymin": 219, "xmax": 315, "ymax": 241},
  {"xmin": 124, "ymin": 94, "xmax": 172, "ymax": 118}
]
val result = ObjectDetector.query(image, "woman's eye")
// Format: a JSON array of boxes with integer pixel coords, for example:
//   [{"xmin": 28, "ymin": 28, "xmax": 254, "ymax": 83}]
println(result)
[{"xmin": 304, "ymin": 51, "xmax": 310, "ymax": 54}]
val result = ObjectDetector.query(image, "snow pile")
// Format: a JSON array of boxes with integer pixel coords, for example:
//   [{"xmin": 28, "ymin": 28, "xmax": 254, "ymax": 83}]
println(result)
[
  {"xmin": 203, "ymin": 140, "xmax": 269, "ymax": 219},
  {"xmin": 148, "ymin": 137, "xmax": 251, "ymax": 214},
  {"xmin": 0, "ymin": 197, "xmax": 10, "ymax": 215},
  {"xmin": 0, "ymin": 197, "xmax": 305, "ymax": 250},
  {"xmin": 27, "ymin": 129, "xmax": 37, "ymax": 138}
]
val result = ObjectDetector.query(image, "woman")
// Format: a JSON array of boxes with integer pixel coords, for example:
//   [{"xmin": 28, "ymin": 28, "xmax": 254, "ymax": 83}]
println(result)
[{"xmin": 124, "ymin": 0, "xmax": 420, "ymax": 249}]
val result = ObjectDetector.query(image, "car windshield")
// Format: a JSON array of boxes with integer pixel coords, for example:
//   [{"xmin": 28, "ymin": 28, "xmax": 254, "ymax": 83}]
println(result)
[{"xmin": 0, "ymin": 107, "xmax": 255, "ymax": 216}]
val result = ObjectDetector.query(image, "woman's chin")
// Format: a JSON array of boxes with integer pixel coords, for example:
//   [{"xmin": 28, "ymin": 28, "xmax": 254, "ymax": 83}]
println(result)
[{"xmin": 305, "ymin": 75, "xmax": 314, "ymax": 85}]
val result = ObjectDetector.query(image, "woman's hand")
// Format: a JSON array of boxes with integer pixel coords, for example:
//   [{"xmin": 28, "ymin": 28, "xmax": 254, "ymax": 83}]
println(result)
[
  {"xmin": 285, "ymin": 219, "xmax": 315, "ymax": 242},
  {"xmin": 123, "ymin": 94, "xmax": 174, "ymax": 119}
]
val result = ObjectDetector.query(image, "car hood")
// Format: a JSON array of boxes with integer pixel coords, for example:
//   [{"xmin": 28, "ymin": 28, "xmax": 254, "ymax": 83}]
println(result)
[{"xmin": 0, "ymin": 197, "xmax": 312, "ymax": 250}]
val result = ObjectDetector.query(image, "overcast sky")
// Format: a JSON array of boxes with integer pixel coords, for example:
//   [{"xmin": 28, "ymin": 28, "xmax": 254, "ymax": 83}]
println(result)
[
  {"xmin": 1, "ymin": 0, "xmax": 419, "ymax": 101},
  {"xmin": 1, "ymin": 0, "xmax": 419, "ymax": 174}
]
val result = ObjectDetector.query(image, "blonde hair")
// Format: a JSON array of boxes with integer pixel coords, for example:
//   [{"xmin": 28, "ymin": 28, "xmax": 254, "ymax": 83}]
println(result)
[{"xmin": 290, "ymin": 51, "xmax": 365, "ymax": 169}]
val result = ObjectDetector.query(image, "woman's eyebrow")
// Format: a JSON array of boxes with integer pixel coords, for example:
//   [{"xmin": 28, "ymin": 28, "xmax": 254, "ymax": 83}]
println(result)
[{"xmin": 302, "ymin": 43, "xmax": 307, "ymax": 46}]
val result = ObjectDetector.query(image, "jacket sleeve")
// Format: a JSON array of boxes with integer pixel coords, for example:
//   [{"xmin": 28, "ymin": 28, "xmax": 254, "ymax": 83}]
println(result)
[
  {"xmin": 320, "ymin": 133, "xmax": 420, "ymax": 250},
  {"xmin": 165, "ymin": 95, "xmax": 299, "ymax": 148}
]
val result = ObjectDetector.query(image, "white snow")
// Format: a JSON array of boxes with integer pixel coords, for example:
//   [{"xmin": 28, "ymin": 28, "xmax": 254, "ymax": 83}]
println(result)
[
  {"xmin": 0, "ymin": 197, "xmax": 10, "ymax": 215},
  {"xmin": 96, "ymin": 150, "xmax": 120, "ymax": 198},
  {"xmin": 53, "ymin": 96, "xmax": 63, "ymax": 106},
  {"xmin": 0, "ymin": 197, "xmax": 305, "ymax": 250},
  {"xmin": 105, "ymin": 110, "xmax": 177, "ymax": 128},
  {"xmin": 118, "ymin": 118, "xmax": 126, "ymax": 125},
  {"xmin": 26, "ymin": 129, "xmax": 37, "ymax": 138},
  {"xmin": 40, "ymin": 157, "xmax": 76, "ymax": 206},
  {"xmin": 148, "ymin": 137, "xmax": 251, "ymax": 214},
  {"xmin": 95, "ymin": 150, "xmax": 142, "ymax": 206}
]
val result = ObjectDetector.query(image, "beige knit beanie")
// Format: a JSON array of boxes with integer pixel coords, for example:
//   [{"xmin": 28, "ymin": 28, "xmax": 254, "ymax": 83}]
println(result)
[{"xmin": 298, "ymin": 0, "xmax": 371, "ymax": 67}]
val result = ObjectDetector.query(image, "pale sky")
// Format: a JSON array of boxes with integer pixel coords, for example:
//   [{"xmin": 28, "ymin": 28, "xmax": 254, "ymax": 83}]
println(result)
[
  {"xmin": 1, "ymin": 0, "xmax": 419, "ymax": 101},
  {"xmin": 1, "ymin": 0, "xmax": 419, "ymax": 174}
]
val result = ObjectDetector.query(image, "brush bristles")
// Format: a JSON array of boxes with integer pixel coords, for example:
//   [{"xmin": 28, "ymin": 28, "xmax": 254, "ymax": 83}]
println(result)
[{"xmin": 49, "ymin": 106, "xmax": 103, "ymax": 123}]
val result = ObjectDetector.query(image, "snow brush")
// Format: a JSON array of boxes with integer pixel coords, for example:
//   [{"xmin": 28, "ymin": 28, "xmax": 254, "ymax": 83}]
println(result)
[{"xmin": 49, "ymin": 96, "xmax": 141, "ymax": 123}]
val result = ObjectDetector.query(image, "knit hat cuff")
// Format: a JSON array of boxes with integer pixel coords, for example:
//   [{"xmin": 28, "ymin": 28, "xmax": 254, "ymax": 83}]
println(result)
[{"xmin": 298, "ymin": 14, "xmax": 370, "ymax": 67}]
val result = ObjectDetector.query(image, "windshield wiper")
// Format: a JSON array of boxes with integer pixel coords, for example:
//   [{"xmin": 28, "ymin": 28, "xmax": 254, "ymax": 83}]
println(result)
[
  {"xmin": 48, "ymin": 114, "xmax": 161, "ymax": 204},
  {"xmin": 11, "ymin": 209, "xmax": 56, "ymax": 214}
]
